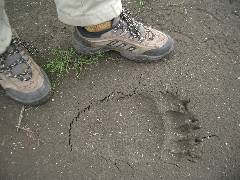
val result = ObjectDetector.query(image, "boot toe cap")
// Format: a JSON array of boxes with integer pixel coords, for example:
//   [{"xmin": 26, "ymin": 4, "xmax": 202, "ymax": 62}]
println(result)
[
  {"xmin": 143, "ymin": 36, "xmax": 175, "ymax": 57},
  {"xmin": 6, "ymin": 70, "xmax": 51, "ymax": 106}
]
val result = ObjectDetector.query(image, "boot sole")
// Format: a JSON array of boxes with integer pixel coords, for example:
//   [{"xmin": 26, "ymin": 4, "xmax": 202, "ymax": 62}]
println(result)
[{"xmin": 72, "ymin": 32, "xmax": 175, "ymax": 63}]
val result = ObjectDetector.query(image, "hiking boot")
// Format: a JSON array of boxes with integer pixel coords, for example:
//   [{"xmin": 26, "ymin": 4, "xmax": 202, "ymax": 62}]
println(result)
[
  {"xmin": 0, "ymin": 38, "xmax": 51, "ymax": 105},
  {"xmin": 73, "ymin": 9, "xmax": 174, "ymax": 62}
]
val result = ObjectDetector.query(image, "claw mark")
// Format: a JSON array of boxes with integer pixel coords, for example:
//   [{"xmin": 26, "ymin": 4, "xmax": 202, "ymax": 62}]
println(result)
[
  {"xmin": 163, "ymin": 161, "xmax": 180, "ymax": 168},
  {"xmin": 126, "ymin": 162, "xmax": 134, "ymax": 170},
  {"xmin": 201, "ymin": 134, "xmax": 219, "ymax": 141},
  {"xmin": 113, "ymin": 162, "xmax": 121, "ymax": 172},
  {"xmin": 160, "ymin": 92, "xmax": 206, "ymax": 163}
]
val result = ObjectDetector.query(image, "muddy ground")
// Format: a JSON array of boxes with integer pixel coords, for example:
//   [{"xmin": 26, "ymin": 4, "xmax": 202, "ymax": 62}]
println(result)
[{"xmin": 0, "ymin": 0, "xmax": 240, "ymax": 179}]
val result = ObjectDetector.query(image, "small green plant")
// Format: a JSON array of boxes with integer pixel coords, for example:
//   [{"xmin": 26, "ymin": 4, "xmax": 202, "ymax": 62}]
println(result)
[
  {"xmin": 75, "ymin": 51, "xmax": 106, "ymax": 76},
  {"xmin": 136, "ymin": 0, "xmax": 144, "ymax": 7},
  {"xmin": 44, "ymin": 48, "xmax": 106, "ymax": 89},
  {"xmin": 44, "ymin": 48, "xmax": 74, "ymax": 75},
  {"xmin": 133, "ymin": 0, "xmax": 144, "ymax": 10}
]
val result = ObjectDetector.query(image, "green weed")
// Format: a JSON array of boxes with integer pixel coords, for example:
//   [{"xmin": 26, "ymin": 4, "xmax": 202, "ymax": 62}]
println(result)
[
  {"xmin": 136, "ymin": 0, "xmax": 144, "ymax": 7},
  {"xmin": 44, "ymin": 48, "xmax": 106, "ymax": 89}
]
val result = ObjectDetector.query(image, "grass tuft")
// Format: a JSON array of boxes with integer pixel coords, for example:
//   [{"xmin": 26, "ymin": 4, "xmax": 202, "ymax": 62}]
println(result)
[
  {"xmin": 134, "ymin": 0, "xmax": 145, "ymax": 10},
  {"xmin": 44, "ymin": 48, "xmax": 106, "ymax": 89},
  {"xmin": 136, "ymin": 0, "xmax": 144, "ymax": 7}
]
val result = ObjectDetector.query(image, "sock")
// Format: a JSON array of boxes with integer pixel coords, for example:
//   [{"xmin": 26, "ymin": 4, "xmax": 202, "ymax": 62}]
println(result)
[{"xmin": 84, "ymin": 21, "xmax": 112, "ymax": 32}]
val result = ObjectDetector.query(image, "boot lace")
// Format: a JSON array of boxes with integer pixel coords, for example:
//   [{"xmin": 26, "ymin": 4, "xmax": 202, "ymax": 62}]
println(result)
[
  {"xmin": 0, "ymin": 38, "xmax": 38, "ymax": 81},
  {"xmin": 114, "ymin": 9, "xmax": 155, "ymax": 42}
]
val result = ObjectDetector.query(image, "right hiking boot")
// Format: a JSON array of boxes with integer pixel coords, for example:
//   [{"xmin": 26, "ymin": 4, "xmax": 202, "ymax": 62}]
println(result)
[
  {"xmin": 72, "ymin": 9, "xmax": 174, "ymax": 62},
  {"xmin": 0, "ymin": 38, "xmax": 51, "ymax": 106}
]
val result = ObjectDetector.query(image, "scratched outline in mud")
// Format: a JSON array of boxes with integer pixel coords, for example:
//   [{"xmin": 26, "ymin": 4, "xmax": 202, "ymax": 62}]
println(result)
[{"xmin": 68, "ymin": 81, "xmax": 218, "ymax": 164}]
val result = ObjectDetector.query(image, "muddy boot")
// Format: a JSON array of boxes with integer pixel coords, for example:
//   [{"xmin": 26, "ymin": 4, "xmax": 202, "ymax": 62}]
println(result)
[
  {"xmin": 0, "ymin": 38, "xmax": 51, "ymax": 105},
  {"xmin": 73, "ymin": 9, "xmax": 174, "ymax": 62}
]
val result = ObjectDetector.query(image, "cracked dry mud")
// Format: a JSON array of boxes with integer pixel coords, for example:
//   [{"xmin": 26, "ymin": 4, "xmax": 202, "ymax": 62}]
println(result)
[{"xmin": 69, "ymin": 89, "xmax": 205, "ymax": 165}]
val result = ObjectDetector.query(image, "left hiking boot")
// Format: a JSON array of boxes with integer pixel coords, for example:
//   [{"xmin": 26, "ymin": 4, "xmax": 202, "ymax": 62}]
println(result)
[
  {"xmin": 72, "ymin": 9, "xmax": 174, "ymax": 62},
  {"xmin": 0, "ymin": 38, "xmax": 51, "ymax": 105}
]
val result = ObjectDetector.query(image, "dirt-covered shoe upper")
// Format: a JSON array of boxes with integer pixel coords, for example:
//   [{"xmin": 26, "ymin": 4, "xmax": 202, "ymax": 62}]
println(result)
[{"xmin": 0, "ymin": 38, "xmax": 51, "ymax": 105}]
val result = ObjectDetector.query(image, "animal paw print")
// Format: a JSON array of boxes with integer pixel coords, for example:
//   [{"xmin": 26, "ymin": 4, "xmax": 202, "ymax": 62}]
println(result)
[
  {"xmin": 70, "ymin": 90, "xmax": 205, "ymax": 165},
  {"xmin": 160, "ymin": 93, "xmax": 203, "ymax": 163}
]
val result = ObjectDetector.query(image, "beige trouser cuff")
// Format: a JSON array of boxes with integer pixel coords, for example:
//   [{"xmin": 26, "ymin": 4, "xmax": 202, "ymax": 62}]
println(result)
[
  {"xmin": 55, "ymin": 0, "xmax": 122, "ymax": 26},
  {"xmin": 0, "ymin": 0, "xmax": 12, "ymax": 55}
]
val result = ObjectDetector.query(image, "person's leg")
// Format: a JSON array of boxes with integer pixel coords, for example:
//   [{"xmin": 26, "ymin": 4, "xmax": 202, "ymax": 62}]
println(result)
[
  {"xmin": 54, "ymin": 0, "xmax": 122, "ymax": 26},
  {"xmin": 0, "ymin": 0, "xmax": 51, "ymax": 105},
  {"xmin": 55, "ymin": 0, "xmax": 174, "ymax": 62},
  {"xmin": 0, "ymin": 0, "xmax": 12, "ymax": 55}
]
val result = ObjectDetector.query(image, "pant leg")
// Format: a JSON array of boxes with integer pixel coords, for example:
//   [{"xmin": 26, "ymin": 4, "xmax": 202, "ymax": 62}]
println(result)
[
  {"xmin": 54, "ymin": 0, "xmax": 122, "ymax": 26},
  {"xmin": 0, "ymin": 0, "xmax": 12, "ymax": 55}
]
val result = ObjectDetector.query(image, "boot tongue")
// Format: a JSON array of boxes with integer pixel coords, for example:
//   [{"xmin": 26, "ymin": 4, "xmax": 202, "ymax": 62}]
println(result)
[
  {"xmin": 113, "ymin": 16, "xmax": 144, "ymax": 30},
  {"xmin": 138, "ymin": 23, "xmax": 145, "ymax": 34},
  {"xmin": 113, "ymin": 15, "xmax": 146, "ymax": 39},
  {"xmin": 4, "ymin": 51, "xmax": 30, "ymax": 78},
  {"xmin": 137, "ymin": 23, "xmax": 146, "ymax": 36},
  {"xmin": 5, "ymin": 53, "xmax": 21, "ymax": 67},
  {"xmin": 112, "ymin": 17, "xmax": 121, "ymax": 27}
]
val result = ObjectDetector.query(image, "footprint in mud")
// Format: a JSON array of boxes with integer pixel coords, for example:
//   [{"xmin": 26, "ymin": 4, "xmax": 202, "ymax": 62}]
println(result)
[{"xmin": 70, "ymin": 90, "xmax": 203, "ymax": 164}]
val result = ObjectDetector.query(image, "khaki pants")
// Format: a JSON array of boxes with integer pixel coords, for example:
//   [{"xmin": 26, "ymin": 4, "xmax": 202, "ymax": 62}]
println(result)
[{"xmin": 0, "ymin": 0, "xmax": 122, "ymax": 54}]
